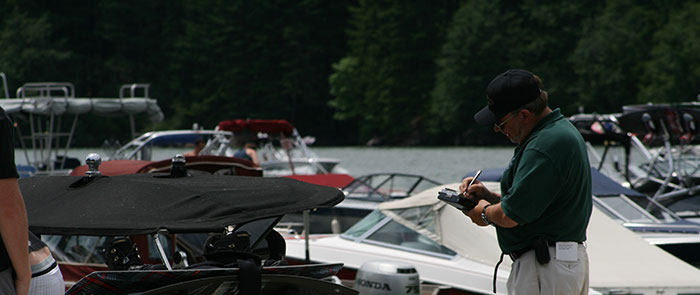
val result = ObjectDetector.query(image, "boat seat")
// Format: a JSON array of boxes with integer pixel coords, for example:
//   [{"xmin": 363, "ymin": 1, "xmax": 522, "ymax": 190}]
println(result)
[
  {"xmin": 201, "ymin": 231, "xmax": 262, "ymax": 266},
  {"xmin": 101, "ymin": 236, "xmax": 143, "ymax": 270},
  {"xmin": 262, "ymin": 229, "xmax": 287, "ymax": 266}
]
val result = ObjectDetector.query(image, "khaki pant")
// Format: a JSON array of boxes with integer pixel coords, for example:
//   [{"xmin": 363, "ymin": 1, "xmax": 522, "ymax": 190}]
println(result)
[{"xmin": 507, "ymin": 244, "xmax": 589, "ymax": 294}]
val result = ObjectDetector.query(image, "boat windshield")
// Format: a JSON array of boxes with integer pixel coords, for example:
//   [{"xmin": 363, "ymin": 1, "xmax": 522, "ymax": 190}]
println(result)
[
  {"xmin": 594, "ymin": 195, "xmax": 659, "ymax": 223},
  {"xmin": 342, "ymin": 174, "xmax": 440, "ymax": 201},
  {"xmin": 42, "ymin": 234, "xmax": 174, "ymax": 265},
  {"xmin": 665, "ymin": 196, "xmax": 700, "ymax": 219},
  {"xmin": 41, "ymin": 235, "xmax": 107, "ymax": 264},
  {"xmin": 342, "ymin": 210, "xmax": 455, "ymax": 257},
  {"xmin": 594, "ymin": 194, "xmax": 684, "ymax": 224},
  {"xmin": 344, "ymin": 210, "xmax": 386, "ymax": 238}
]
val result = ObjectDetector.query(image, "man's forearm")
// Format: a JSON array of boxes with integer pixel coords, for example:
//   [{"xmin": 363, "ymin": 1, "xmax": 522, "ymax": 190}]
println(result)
[
  {"xmin": 2, "ymin": 207, "xmax": 30, "ymax": 277},
  {"xmin": 0, "ymin": 179, "xmax": 31, "ymax": 294},
  {"xmin": 485, "ymin": 203, "xmax": 518, "ymax": 228}
]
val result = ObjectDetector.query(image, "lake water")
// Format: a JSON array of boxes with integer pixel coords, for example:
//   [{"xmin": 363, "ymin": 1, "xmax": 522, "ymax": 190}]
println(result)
[
  {"xmin": 315, "ymin": 146, "xmax": 514, "ymax": 183},
  {"xmin": 14, "ymin": 146, "xmax": 516, "ymax": 183}
]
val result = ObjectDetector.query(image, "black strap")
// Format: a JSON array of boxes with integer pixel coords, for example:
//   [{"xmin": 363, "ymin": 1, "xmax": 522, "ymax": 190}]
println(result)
[{"xmin": 493, "ymin": 252, "xmax": 504, "ymax": 294}]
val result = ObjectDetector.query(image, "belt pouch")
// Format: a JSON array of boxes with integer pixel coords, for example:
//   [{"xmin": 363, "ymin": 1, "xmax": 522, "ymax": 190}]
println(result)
[{"xmin": 532, "ymin": 237, "xmax": 550, "ymax": 265}]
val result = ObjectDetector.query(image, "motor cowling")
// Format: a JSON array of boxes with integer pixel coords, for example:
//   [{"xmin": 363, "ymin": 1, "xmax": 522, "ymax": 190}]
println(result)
[{"xmin": 354, "ymin": 261, "xmax": 420, "ymax": 295}]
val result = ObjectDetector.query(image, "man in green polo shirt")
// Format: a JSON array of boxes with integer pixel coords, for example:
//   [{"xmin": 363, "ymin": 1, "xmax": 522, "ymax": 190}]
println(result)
[{"xmin": 460, "ymin": 69, "xmax": 592, "ymax": 294}]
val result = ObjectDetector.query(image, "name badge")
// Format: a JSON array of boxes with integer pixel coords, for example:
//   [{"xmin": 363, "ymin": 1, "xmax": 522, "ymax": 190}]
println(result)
[{"xmin": 555, "ymin": 242, "xmax": 578, "ymax": 262}]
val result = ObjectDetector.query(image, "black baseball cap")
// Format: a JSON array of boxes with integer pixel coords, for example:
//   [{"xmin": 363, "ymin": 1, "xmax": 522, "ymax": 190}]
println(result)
[{"xmin": 473, "ymin": 69, "xmax": 541, "ymax": 126}]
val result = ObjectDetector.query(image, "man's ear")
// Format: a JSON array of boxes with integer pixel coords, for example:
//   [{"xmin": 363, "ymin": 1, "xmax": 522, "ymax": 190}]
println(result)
[
  {"xmin": 519, "ymin": 109, "xmax": 535, "ymax": 124},
  {"xmin": 517, "ymin": 109, "xmax": 528, "ymax": 121}
]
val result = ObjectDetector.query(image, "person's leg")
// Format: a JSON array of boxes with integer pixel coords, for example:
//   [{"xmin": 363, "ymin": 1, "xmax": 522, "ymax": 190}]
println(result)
[
  {"xmin": 536, "ymin": 244, "xmax": 589, "ymax": 294},
  {"xmin": 0, "ymin": 268, "xmax": 16, "ymax": 294}
]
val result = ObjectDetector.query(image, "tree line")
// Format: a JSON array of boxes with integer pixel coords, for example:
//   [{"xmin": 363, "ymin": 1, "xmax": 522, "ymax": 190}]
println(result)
[{"xmin": 0, "ymin": 0, "xmax": 698, "ymax": 146}]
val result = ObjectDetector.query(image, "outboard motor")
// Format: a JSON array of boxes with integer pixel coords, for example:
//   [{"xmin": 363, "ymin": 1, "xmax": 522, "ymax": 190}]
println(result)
[{"xmin": 354, "ymin": 261, "xmax": 420, "ymax": 295}]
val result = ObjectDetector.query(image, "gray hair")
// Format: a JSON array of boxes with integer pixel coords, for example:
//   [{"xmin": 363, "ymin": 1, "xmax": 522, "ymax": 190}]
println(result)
[{"xmin": 519, "ymin": 74, "xmax": 548, "ymax": 115}]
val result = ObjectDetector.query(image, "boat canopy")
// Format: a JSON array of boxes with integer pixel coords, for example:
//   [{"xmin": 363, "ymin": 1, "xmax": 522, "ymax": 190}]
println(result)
[
  {"xmin": 2, "ymin": 82, "xmax": 165, "ymax": 173},
  {"xmin": 0, "ymin": 97, "xmax": 163, "ymax": 122},
  {"xmin": 217, "ymin": 119, "xmax": 295, "ymax": 136},
  {"xmin": 20, "ymin": 174, "xmax": 343, "ymax": 236}
]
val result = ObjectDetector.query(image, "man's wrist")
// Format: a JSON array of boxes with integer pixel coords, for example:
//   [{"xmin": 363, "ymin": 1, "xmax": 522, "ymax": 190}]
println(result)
[{"xmin": 481, "ymin": 204, "xmax": 493, "ymax": 226}]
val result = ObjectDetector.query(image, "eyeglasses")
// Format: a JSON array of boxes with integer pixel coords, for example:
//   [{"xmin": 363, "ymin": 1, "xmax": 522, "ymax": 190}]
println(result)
[{"xmin": 494, "ymin": 112, "xmax": 516, "ymax": 133}]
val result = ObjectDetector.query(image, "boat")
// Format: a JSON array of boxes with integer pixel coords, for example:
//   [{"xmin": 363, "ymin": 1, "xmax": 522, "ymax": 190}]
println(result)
[
  {"xmin": 569, "ymin": 104, "xmax": 700, "ymax": 222},
  {"xmin": 19, "ymin": 157, "xmax": 354, "ymax": 293},
  {"xmin": 106, "ymin": 119, "xmax": 348, "ymax": 179},
  {"xmin": 284, "ymin": 181, "xmax": 700, "ymax": 294},
  {"xmin": 216, "ymin": 119, "xmax": 342, "ymax": 175},
  {"xmin": 279, "ymin": 172, "xmax": 441, "ymax": 234},
  {"xmin": 106, "ymin": 129, "xmax": 236, "ymax": 162},
  {"xmin": 0, "ymin": 75, "xmax": 164, "ymax": 176}
]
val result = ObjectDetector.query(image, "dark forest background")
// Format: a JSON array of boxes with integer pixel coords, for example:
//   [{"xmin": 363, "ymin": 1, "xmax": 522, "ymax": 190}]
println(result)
[{"xmin": 0, "ymin": 0, "xmax": 698, "ymax": 146}]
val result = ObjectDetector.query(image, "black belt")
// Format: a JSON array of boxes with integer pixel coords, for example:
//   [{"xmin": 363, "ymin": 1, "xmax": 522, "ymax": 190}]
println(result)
[{"xmin": 508, "ymin": 241, "xmax": 582, "ymax": 261}]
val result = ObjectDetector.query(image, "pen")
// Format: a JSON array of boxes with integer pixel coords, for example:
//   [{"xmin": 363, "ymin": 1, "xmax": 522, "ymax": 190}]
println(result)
[
  {"xmin": 464, "ymin": 169, "xmax": 482, "ymax": 196},
  {"xmin": 468, "ymin": 169, "xmax": 482, "ymax": 187}
]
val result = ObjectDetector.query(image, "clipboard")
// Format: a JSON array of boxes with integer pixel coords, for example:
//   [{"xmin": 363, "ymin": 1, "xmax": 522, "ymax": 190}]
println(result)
[{"xmin": 437, "ymin": 188, "xmax": 478, "ymax": 211}]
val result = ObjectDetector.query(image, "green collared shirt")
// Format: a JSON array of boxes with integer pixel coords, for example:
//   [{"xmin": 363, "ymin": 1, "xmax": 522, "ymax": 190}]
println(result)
[{"xmin": 497, "ymin": 109, "xmax": 592, "ymax": 253}]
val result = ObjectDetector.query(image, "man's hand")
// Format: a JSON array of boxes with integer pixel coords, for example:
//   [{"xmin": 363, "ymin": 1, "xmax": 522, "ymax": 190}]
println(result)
[
  {"xmin": 459, "ymin": 178, "xmax": 487, "ymax": 200},
  {"xmin": 459, "ymin": 177, "xmax": 501, "ymax": 204},
  {"xmin": 462, "ymin": 199, "xmax": 490, "ymax": 226}
]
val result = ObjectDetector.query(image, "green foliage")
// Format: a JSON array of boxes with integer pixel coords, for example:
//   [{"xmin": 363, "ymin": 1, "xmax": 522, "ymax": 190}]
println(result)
[
  {"xmin": 329, "ymin": 56, "xmax": 363, "ymax": 121},
  {"xmin": 0, "ymin": 9, "xmax": 71, "ymax": 86},
  {"xmin": 639, "ymin": 1, "xmax": 700, "ymax": 103},
  {"xmin": 330, "ymin": 0, "xmax": 459, "ymax": 144},
  {"xmin": 571, "ymin": 0, "xmax": 679, "ymax": 113},
  {"xmin": 430, "ymin": 0, "xmax": 520, "ymax": 141},
  {"xmin": 429, "ymin": 0, "xmax": 603, "ymax": 143},
  {"xmin": 166, "ymin": 0, "xmax": 352, "ymax": 141},
  {"xmin": 1, "ymin": 0, "xmax": 699, "ymax": 146}
]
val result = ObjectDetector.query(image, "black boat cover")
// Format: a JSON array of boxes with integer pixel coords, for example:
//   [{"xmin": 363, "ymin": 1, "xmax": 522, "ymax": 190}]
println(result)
[{"xmin": 20, "ymin": 174, "xmax": 344, "ymax": 235}]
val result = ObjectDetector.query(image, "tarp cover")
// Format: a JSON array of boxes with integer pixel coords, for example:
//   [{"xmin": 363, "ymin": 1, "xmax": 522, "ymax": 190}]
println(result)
[
  {"xmin": 0, "ymin": 97, "xmax": 164, "ymax": 122},
  {"xmin": 20, "ymin": 174, "xmax": 343, "ymax": 235},
  {"xmin": 217, "ymin": 119, "xmax": 295, "ymax": 136}
]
